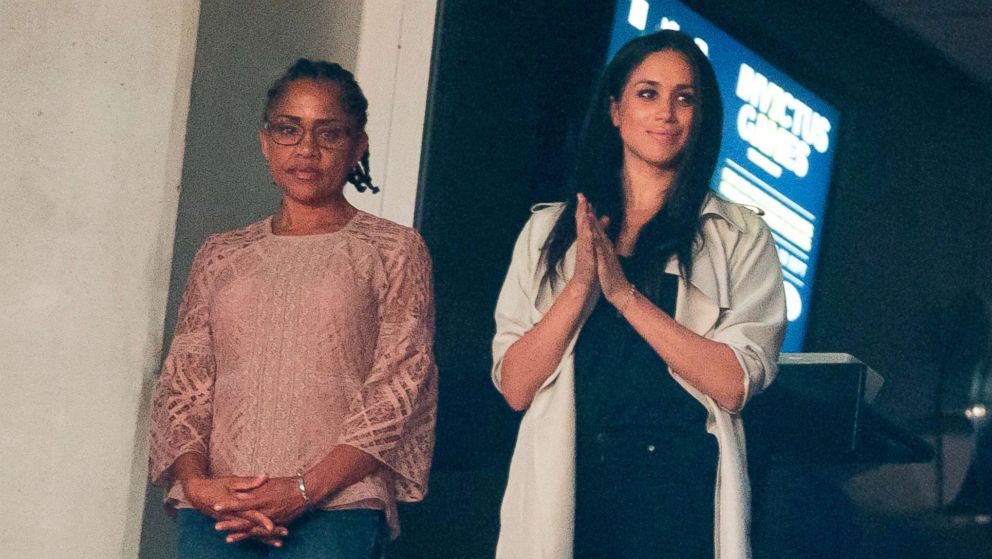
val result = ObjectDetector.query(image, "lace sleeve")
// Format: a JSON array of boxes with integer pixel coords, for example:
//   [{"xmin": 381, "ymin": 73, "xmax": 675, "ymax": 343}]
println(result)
[
  {"xmin": 148, "ymin": 240, "xmax": 217, "ymax": 487},
  {"xmin": 339, "ymin": 232, "xmax": 438, "ymax": 502}
]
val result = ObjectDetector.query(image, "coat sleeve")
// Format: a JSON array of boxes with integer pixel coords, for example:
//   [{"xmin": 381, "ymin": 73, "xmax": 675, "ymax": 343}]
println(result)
[
  {"xmin": 148, "ymin": 238, "xmax": 218, "ymax": 488},
  {"xmin": 709, "ymin": 217, "xmax": 788, "ymax": 408},
  {"xmin": 338, "ymin": 231, "xmax": 438, "ymax": 502},
  {"xmin": 491, "ymin": 210, "xmax": 550, "ymax": 392}
]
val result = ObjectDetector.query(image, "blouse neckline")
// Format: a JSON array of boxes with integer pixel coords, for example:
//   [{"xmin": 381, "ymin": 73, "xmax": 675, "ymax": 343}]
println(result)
[{"xmin": 264, "ymin": 211, "xmax": 364, "ymax": 241}]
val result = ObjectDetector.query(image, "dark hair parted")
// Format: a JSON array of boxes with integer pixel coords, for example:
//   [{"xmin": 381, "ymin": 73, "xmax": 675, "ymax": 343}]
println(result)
[
  {"xmin": 264, "ymin": 58, "xmax": 379, "ymax": 193},
  {"xmin": 542, "ymin": 30, "xmax": 723, "ymax": 293}
]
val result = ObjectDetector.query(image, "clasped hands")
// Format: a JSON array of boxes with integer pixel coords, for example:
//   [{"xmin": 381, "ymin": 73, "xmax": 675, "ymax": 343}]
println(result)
[
  {"xmin": 574, "ymin": 193, "xmax": 633, "ymax": 305},
  {"xmin": 183, "ymin": 474, "xmax": 310, "ymax": 548}
]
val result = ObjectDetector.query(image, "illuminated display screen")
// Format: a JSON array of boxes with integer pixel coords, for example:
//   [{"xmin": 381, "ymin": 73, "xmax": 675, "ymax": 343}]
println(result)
[{"xmin": 610, "ymin": 0, "xmax": 841, "ymax": 351}]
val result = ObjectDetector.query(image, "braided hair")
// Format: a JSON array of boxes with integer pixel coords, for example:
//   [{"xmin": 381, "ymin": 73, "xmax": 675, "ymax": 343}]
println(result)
[{"xmin": 264, "ymin": 59, "xmax": 379, "ymax": 193}]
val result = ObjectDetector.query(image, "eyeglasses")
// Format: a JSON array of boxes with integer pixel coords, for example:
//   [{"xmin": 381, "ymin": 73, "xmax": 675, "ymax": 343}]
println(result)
[{"xmin": 264, "ymin": 121, "xmax": 354, "ymax": 150}]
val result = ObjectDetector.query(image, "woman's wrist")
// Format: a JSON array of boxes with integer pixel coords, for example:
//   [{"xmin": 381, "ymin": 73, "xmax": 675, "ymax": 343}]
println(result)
[
  {"xmin": 561, "ymin": 280, "xmax": 600, "ymax": 313},
  {"xmin": 301, "ymin": 467, "xmax": 336, "ymax": 506},
  {"xmin": 567, "ymin": 272, "xmax": 596, "ymax": 291},
  {"xmin": 608, "ymin": 282, "xmax": 637, "ymax": 313},
  {"xmin": 565, "ymin": 275, "xmax": 599, "ymax": 299},
  {"xmin": 301, "ymin": 445, "xmax": 382, "ymax": 506},
  {"xmin": 295, "ymin": 472, "xmax": 312, "ymax": 509},
  {"xmin": 604, "ymin": 280, "xmax": 634, "ymax": 304},
  {"xmin": 174, "ymin": 451, "xmax": 209, "ymax": 485}
]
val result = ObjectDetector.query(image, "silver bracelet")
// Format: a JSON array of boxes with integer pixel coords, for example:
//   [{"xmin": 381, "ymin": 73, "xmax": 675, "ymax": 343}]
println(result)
[{"xmin": 296, "ymin": 472, "xmax": 311, "ymax": 507}]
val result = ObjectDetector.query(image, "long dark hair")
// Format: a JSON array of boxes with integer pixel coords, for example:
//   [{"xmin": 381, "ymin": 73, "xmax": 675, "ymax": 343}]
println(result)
[
  {"xmin": 264, "ymin": 58, "xmax": 379, "ymax": 193},
  {"xmin": 542, "ymin": 30, "xmax": 722, "ymax": 292}
]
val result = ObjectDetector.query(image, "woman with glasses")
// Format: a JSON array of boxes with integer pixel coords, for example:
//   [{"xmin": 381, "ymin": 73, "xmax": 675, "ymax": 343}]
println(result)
[
  {"xmin": 149, "ymin": 59, "xmax": 437, "ymax": 558},
  {"xmin": 492, "ymin": 31, "xmax": 786, "ymax": 558}
]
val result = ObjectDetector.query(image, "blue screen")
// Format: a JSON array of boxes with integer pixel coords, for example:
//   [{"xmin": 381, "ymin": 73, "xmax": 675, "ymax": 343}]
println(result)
[{"xmin": 610, "ymin": 0, "xmax": 841, "ymax": 351}]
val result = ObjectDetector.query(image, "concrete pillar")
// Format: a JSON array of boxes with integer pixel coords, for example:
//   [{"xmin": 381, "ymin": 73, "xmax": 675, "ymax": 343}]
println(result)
[{"xmin": 0, "ymin": 1, "xmax": 200, "ymax": 557}]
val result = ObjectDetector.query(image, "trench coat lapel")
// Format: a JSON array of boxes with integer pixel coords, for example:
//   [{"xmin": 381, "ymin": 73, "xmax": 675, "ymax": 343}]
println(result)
[
  {"xmin": 667, "ymin": 249, "xmax": 724, "ymax": 337},
  {"xmin": 669, "ymin": 193, "xmax": 742, "ymax": 336}
]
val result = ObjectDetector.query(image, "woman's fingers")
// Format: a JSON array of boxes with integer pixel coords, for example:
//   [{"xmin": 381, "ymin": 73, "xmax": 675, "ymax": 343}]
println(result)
[
  {"xmin": 595, "ymin": 220, "xmax": 615, "ymax": 255},
  {"xmin": 586, "ymin": 216, "xmax": 612, "ymax": 261},
  {"xmin": 247, "ymin": 525, "xmax": 280, "ymax": 537},
  {"xmin": 575, "ymin": 196, "xmax": 596, "ymax": 271},
  {"xmin": 579, "ymin": 198, "xmax": 600, "ymax": 250},
  {"xmin": 253, "ymin": 526, "xmax": 288, "ymax": 538},
  {"xmin": 575, "ymin": 195, "xmax": 589, "ymax": 236},
  {"xmin": 588, "ymin": 215, "xmax": 609, "ymax": 248},
  {"xmin": 587, "ymin": 216, "xmax": 630, "ymax": 300},
  {"xmin": 228, "ymin": 474, "xmax": 268, "ymax": 492},
  {"xmin": 578, "ymin": 194, "xmax": 593, "ymax": 222},
  {"xmin": 224, "ymin": 530, "xmax": 285, "ymax": 547},
  {"xmin": 225, "ymin": 531, "xmax": 252, "ymax": 544},
  {"xmin": 578, "ymin": 195, "xmax": 610, "ymax": 245},
  {"xmin": 240, "ymin": 510, "xmax": 275, "ymax": 533},
  {"xmin": 214, "ymin": 511, "xmax": 278, "ymax": 533},
  {"xmin": 214, "ymin": 501, "xmax": 274, "ymax": 524},
  {"xmin": 213, "ymin": 496, "xmax": 258, "ymax": 514},
  {"xmin": 223, "ymin": 525, "xmax": 287, "ymax": 546},
  {"xmin": 215, "ymin": 517, "xmax": 254, "ymax": 532}
]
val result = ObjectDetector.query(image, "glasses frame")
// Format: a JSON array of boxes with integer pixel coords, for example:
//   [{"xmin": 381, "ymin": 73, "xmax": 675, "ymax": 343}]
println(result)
[{"xmin": 263, "ymin": 120, "xmax": 356, "ymax": 151}]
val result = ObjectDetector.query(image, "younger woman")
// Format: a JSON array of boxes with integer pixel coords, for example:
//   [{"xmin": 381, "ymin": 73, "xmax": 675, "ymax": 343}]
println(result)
[{"xmin": 492, "ymin": 31, "xmax": 786, "ymax": 558}]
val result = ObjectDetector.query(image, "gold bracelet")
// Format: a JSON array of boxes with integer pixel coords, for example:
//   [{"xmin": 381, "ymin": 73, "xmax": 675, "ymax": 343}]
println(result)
[{"xmin": 615, "ymin": 283, "xmax": 637, "ymax": 317}]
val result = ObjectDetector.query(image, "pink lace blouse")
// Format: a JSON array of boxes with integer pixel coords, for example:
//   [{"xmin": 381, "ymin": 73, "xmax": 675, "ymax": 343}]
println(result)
[{"xmin": 148, "ymin": 212, "xmax": 437, "ymax": 536}]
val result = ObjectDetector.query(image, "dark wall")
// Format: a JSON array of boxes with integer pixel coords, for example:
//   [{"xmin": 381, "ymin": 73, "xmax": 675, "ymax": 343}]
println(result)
[
  {"xmin": 418, "ymin": 0, "xmax": 619, "ymax": 470},
  {"xmin": 418, "ymin": 0, "xmax": 992, "ymax": 478}
]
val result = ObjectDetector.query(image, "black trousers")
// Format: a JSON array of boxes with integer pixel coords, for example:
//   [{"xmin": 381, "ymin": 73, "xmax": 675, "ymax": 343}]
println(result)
[{"xmin": 573, "ymin": 430, "xmax": 718, "ymax": 559}]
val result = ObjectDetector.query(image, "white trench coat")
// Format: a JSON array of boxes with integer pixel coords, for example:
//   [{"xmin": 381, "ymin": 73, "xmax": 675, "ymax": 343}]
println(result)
[{"xmin": 492, "ymin": 194, "xmax": 787, "ymax": 559}]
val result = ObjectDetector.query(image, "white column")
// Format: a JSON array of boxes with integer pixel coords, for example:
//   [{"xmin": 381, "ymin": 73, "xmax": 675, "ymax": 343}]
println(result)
[
  {"xmin": 0, "ymin": 1, "xmax": 200, "ymax": 557},
  {"xmin": 349, "ymin": 0, "xmax": 439, "ymax": 226}
]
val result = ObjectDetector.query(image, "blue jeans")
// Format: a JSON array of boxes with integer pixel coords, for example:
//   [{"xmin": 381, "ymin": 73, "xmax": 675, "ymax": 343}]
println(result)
[{"xmin": 177, "ymin": 508, "xmax": 388, "ymax": 559}]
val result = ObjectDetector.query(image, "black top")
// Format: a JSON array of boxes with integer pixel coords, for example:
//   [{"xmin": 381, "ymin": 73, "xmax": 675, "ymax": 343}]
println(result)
[
  {"xmin": 574, "ymin": 262, "xmax": 707, "ymax": 438},
  {"xmin": 572, "ymin": 258, "xmax": 717, "ymax": 558}
]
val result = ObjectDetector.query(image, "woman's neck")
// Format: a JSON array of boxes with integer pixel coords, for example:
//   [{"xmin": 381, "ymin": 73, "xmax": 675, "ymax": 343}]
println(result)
[
  {"xmin": 272, "ymin": 196, "xmax": 357, "ymax": 235},
  {"xmin": 617, "ymin": 158, "xmax": 676, "ymax": 255}
]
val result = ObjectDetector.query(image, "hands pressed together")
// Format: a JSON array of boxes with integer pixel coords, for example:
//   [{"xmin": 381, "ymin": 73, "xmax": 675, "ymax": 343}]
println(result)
[
  {"xmin": 183, "ymin": 473, "xmax": 310, "ymax": 548},
  {"xmin": 574, "ymin": 193, "xmax": 633, "ymax": 306}
]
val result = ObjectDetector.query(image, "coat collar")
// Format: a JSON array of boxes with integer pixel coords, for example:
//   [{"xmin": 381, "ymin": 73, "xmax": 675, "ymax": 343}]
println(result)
[
  {"xmin": 667, "ymin": 193, "xmax": 741, "ymax": 310},
  {"xmin": 699, "ymin": 191, "xmax": 748, "ymax": 232}
]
